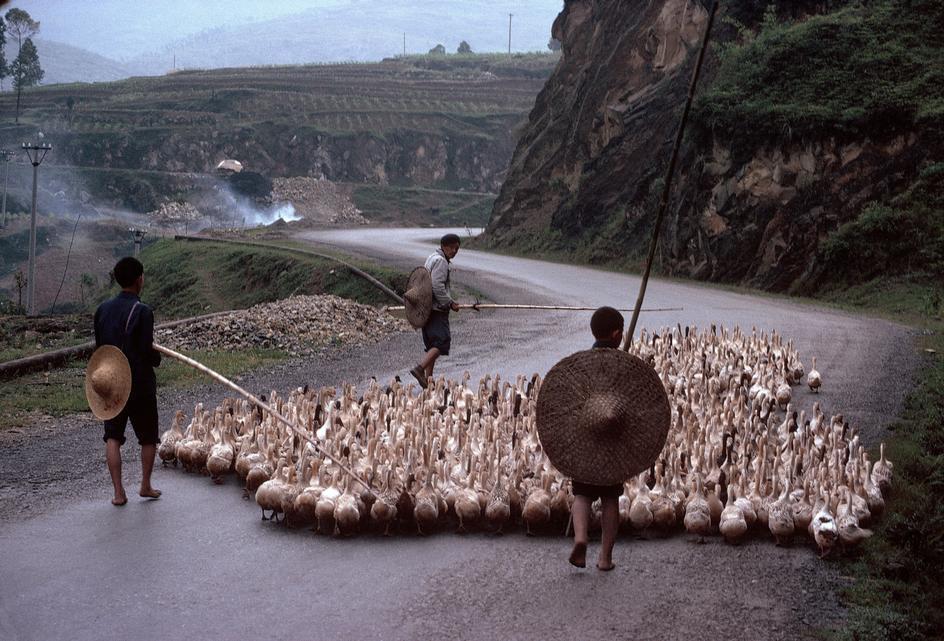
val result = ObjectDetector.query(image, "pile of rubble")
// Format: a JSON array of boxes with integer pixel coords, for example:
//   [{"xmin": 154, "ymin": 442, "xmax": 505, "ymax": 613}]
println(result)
[
  {"xmin": 271, "ymin": 177, "xmax": 368, "ymax": 226},
  {"xmin": 149, "ymin": 201, "xmax": 203, "ymax": 225},
  {"xmin": 158, "ymin": 295, "xmax": 407, "ymax": 356}
]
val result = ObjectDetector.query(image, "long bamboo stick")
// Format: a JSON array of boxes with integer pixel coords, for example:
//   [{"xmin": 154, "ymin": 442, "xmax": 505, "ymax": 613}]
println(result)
[
  {"xmin": 385, "ymin": 304, "xmax": 683, "ymax": 313},
  {"xmin": 623, "ymin": 0, "xmax": 719, "ymax": 350},
  {"xmin": 153, "ymin": 343, "xmax": 377, "ymax": 497}
]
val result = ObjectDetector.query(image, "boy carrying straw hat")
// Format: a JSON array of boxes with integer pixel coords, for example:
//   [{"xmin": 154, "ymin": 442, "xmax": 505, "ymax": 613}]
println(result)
[
  {"xmin": 536, "ymin": 306, "xmax": 671, "ymax": 572},
  {"xmin": 92, "ymin": 257, "xmax": 162, "ymax": 506}
]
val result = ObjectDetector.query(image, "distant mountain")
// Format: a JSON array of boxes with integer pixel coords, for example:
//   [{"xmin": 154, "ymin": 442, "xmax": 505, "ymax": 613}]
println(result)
[
  {"xmin": 30, "ymin": 39, "xmax": 134, "ymax": 85},
  {"xmin": 123, "ymin": 1, "xmax": 562, "ymax": 75}
]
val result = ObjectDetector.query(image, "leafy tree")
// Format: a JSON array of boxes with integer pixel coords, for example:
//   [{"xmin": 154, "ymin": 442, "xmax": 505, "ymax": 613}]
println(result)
[
  {"xmin": 11, "ymin": 38, "xmax": 43, "ymax": 123},
  {"xmin": 4, "ymin": 8, "xmax": 39, "ymax": 52},
  {"xmin": 0, "ymin": 17, "xmax": 7, "ymax": 91},
  {"xmin": 428, "ymin": 43, "xmax": 446, "ymax": 55},
  {"xmin": 457, "ymin": 40, "xmax": 472, "ymax": 54}
]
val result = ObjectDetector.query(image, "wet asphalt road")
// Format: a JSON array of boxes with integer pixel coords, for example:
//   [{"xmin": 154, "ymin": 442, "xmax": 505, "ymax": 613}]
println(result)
[{"xmin": 0, "ymin": 228, "xmax": 919, "ymax": 641}]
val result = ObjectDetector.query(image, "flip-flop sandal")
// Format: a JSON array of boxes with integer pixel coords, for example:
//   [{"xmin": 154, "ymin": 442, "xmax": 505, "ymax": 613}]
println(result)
[{"xmin": 569, "ymin": 542, "xmax": 587, "ymax": 568}]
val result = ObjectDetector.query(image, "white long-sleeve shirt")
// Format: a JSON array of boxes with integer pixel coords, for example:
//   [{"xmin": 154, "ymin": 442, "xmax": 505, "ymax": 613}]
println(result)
[{"xmin": 424, "ymin": 248, "xmax": 453, "ymax": 311}]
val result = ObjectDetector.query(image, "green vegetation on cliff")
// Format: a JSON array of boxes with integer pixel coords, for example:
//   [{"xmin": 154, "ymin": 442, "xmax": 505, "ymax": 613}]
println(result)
[
  {"xmin": 694, "ymin": 1, "xmax": 944, "ymax": 146},
  {"xmin": 819, "ymin": 162, "xmax": 944, "ymax": 297}
]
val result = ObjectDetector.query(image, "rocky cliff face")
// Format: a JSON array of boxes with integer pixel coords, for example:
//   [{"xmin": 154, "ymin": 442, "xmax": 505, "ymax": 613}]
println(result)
[
  {"xmin": 486, "ymin": 0, "xmax": 710, "ymax": 251},
  {"xmin": 484, "ymin": 0, "xmax": 942, "ymax": 294},
  {"xmin": 49, "ymin": 126, "xmax": 513, "ymax": 194}
]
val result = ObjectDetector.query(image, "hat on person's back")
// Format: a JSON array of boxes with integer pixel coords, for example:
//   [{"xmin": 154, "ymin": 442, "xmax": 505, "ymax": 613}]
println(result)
[
  {"xmin": 536, "ymin": 349, "xmax": 671, "ymax": 485},
  {"xmin": 403, "ymin": 266, "xmax": 433, "ymax": 329},
  {"xmin": 85, "ymin": 345, "xmax": 132, "ymax": 420}
]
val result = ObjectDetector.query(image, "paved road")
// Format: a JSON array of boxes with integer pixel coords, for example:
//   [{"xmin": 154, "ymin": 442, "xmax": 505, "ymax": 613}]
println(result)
[{"xmin": 0, "ymin": 228, "xmax": 918, "ymax": 641}]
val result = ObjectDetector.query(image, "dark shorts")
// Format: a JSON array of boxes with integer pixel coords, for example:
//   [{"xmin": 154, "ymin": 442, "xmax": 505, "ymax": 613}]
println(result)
[
  {"xmin": 422, "ymin": 310, "xmax": 451, "ymax": 356},
  {"xmin": 103, "ymin": 395, "xmax": 159, "ymax": 446},
  {"xmin": 572, "ymin": 481, "xmax": 623, "ymax": 502}
]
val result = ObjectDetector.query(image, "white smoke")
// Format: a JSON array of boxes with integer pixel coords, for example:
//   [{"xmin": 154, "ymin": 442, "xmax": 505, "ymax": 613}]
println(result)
[{"xmin": 248, "ymin": 202, "xmax": 302, "ymax": 226}]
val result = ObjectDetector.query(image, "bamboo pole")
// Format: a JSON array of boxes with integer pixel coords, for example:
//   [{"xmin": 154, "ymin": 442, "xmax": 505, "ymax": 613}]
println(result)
[
  {"xmin": 152, "ymin": 343, "xmax": 377, "ymax": 497},
  {"xmin": 385, "ymin": 303, "xmax": 683, "ymax": 313},
  {"xmin": 623, "ymin": 0, "xmax": 719, "ymax": 351}
]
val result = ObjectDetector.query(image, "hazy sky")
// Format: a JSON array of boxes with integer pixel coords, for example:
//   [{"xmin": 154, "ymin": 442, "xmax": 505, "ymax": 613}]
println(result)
[{"xmin": 6, "ymin": 0, "xmax": 562, "ymax": 62}]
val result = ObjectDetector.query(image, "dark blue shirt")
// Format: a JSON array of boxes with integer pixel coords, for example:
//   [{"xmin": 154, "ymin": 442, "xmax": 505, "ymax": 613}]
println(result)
[
  {"xmin": 592, "ymin": 338, "xmax": 620, "ymax": 349},
  {"xmin": 94, "ymin": 291, "xmax": 160, "ymax": 402}
]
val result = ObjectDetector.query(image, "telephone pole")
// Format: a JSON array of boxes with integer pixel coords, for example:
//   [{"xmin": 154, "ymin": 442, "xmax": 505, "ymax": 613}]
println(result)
[
  {"xmin": 22, "ymin": 141, "xmax": 52, "ymax": 316},
  {"xmin": 0, "ymin": 150, "xmax": 13, "ymax": 229},
  {"xmin": 403, "ymin": 32, "xmax": 406, "ymax": 57},
  {"xmin": 508, "ymin": 13, "xmax": 513, "ymax": 54}
]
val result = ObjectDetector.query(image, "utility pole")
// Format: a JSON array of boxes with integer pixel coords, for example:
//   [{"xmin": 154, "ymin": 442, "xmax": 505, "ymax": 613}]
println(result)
[
  {"xmin": 403, "ymin": 32, "xmax": 406, "ymax": 57},
  {"xmin": 22, "ymin": 141, "xmax": 52, "ymax": 317},
  {"xmin": 508, "ymin": 13, "xmax": 513, "ymax": 54},
  {"xmin": 0, "ymin": 150, "xmax": 13, "ymax": 229},
  {"xmin": 131, "ymin": 228, "xmax": 147, "ymax": 256}
]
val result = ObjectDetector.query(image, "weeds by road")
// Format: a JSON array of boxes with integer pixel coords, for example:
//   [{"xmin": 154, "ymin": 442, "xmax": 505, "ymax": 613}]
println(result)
[{"xmin": 0, "ymin": 348, "xmax": 290, "ymax": 431}]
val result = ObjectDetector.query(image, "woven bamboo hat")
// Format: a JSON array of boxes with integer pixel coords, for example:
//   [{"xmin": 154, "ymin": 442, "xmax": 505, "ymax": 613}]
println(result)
[
  {"xmin": 403, "ymin": 266, "xmax": 433, "ymax": 329},
  {"xmin": 85, "ymin": 345, "xmax": 132, "ymax": 420},
  {"xmin": 536, "ymin": 349, "xmax": 671, "ymax": 485}
]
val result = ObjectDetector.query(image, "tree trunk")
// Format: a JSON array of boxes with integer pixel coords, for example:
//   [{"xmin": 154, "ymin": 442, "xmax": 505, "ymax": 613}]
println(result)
[{"xmin": 15, "ymin": 84, "xmax": 21, "ymax": 124}]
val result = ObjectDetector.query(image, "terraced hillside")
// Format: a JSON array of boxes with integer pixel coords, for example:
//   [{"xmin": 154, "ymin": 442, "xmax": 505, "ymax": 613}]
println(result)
[{"xmin": 0, "ymin": 54, "xmax": 556, "ymax": 220}]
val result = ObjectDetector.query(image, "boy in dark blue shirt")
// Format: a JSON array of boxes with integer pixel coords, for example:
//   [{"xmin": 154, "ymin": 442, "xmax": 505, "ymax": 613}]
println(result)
[
  {"xmin": 569, "ymin": 306, "xmax": 625, "ymax": 570},
  {"xmin": 94, "ymin": 257, "xmax": 162, "ymax": 506}
]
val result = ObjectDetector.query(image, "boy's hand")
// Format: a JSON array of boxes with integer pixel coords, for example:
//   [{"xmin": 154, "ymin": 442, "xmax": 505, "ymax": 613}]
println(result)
[{"xmin": 450, "ymin": 302, "xmax": 460, "ymax": 312}]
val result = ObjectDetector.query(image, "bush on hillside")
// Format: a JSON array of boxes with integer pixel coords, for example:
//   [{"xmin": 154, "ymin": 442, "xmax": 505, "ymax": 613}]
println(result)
[
  {"xmin": 693, "ymin": 0, "xmax": 944, "ymax": 148},
  {"xmin": 820, "ymin": 163, "xmax": 944, "ymax": 283}
]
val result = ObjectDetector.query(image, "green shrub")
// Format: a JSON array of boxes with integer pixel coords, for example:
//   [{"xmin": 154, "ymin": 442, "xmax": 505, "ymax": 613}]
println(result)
[
  {"xmin": 820, "ymin": 163, "xmax": 944, "ymax": 283},
  {"xmin": 694, "ymin": 1, "xmax": 944, "ymax": 148}
]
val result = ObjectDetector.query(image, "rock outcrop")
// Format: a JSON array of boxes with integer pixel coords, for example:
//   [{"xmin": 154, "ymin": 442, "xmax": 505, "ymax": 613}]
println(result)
[{"xmin": 484, "ymin": 0, "xmax": 941, "ymax": 293}]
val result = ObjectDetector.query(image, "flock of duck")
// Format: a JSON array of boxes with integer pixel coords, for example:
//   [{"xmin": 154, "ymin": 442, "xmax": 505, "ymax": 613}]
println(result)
[{"xmin": 157, "ymin": 324, "xmax": 893, "ymax": 558}]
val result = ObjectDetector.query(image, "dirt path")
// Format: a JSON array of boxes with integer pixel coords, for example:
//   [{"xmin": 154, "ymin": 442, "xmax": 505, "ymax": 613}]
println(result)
[{"xmin": 0, "ymin": 228, "xmax": 920, "ymax": 641}]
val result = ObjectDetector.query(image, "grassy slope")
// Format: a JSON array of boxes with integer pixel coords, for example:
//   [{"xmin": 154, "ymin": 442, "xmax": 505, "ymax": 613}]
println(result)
[
  {"xmin": 834, "ymin": 323, "xmax": 944, "ymax": 641},
  {"xmin": 136, "ymin": 238, "xmax": 406, "ymax": 320},
  {"xmin": 0, "ymin": 349, "xmax": 289, "ymax": 430},
  {"xmin": 694, "ymin": 1, "xmax": 944, "ymax": 146},
  {"xmin": 351, "ymin": 184, "xmax": 495, "ymax": 227}
]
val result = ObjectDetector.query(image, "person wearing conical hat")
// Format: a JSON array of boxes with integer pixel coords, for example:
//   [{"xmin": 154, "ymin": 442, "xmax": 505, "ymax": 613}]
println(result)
[
  {"xmin": 568, "ymin": 306, "xmax": 625, "ymax": 571},
  {"xmin": 409, "ymin": 233, "xmax": 460, "ymax": 389},
  {"xmin": 93, "ymin": 257, "xmax": 162, "ymax": 506}
]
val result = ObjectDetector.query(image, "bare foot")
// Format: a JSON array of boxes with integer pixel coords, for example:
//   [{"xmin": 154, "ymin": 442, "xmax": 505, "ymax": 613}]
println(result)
[
  {"xmin": 569, "ymin": 542, "xmax": 587, "ymax": 568},
  {"xmin": 139, "ymin": 487, "xmax": 162, "ymax": 499},
  {"xmin": 596, "ymin": 560, "xmax": 615, "ymax": 571},
  {"xmin": 112, "ymin": 493, "xmax": 128, "ymax": 507}
]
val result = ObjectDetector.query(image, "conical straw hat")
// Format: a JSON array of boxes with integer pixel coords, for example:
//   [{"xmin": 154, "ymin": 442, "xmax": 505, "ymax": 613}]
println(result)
[
  {"xmin": 403, "ymin": 266, "xmax": 433, "ymax": 329},
  {"xmin": 536, "ymin": 349, "xmax": 671, "ymax": 485},
  {"xmin": 85, "ymin": 345, "xmax": 132, "ymax": 420}
]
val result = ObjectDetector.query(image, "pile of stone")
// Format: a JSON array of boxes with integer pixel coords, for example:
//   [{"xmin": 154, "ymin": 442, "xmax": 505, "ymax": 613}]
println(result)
[
  {"xmin": 271, "ymin": 177, "xmax": 368, "ymax": 226},
  {"xmin": 157, "ymin": 295, "xmax": 407, "ymax": 356},
  {"xmin": 149, "ymin": 201, "xmax": 202, "ymax": 225}
]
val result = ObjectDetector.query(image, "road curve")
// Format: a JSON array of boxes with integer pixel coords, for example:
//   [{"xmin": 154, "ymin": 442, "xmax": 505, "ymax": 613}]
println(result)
[{"xmin": 0, "ymin": 228, "xmax": 918, "ymax": 641}]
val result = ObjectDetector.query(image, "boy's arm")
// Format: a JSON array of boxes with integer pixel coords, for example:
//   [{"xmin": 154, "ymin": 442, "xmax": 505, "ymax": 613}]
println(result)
[
  {"xmin": 429, "ymin": 257, "xmax": 454, "ymax": 308},
  {"xmin": 141, "ymin": 306, "xmax": 161, "ymax": 368},
  {"xmin": 93, "ymin": 307, "xmax": 101, "ymax": 348}
]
